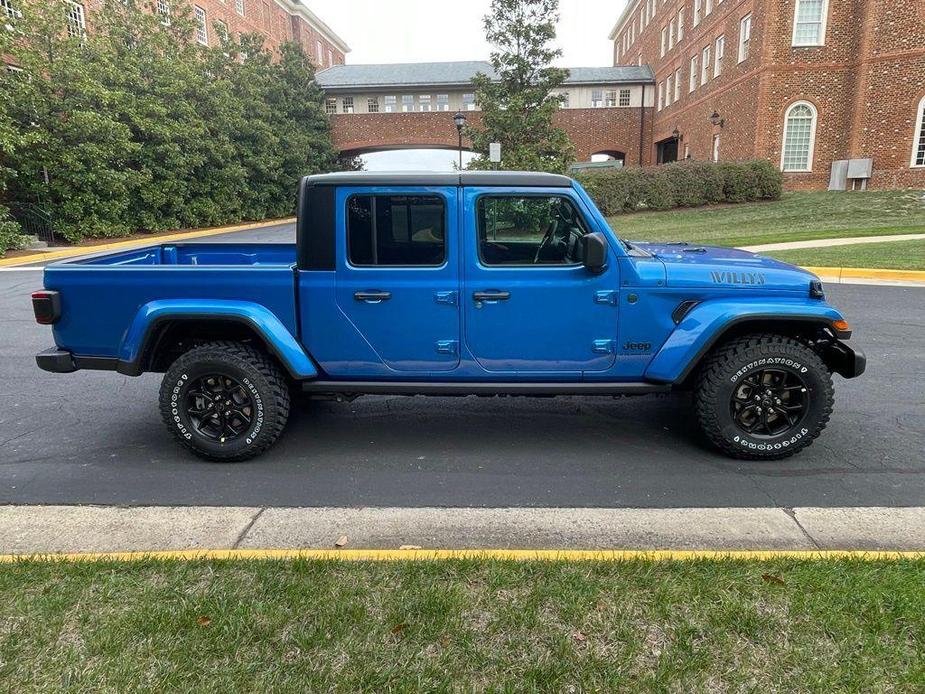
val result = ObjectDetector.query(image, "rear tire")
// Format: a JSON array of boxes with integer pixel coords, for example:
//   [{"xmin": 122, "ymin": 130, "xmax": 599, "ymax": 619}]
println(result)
[
  {"xmin": 695, "ymin": 334, "xmax": 833, "ymax": 460},
  {"xmin": 159, "ymin": 341, "xmax": 291, "ymax": 462}
]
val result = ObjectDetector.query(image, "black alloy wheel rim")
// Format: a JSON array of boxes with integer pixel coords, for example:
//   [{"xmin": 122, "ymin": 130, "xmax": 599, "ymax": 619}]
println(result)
[
  {"xmin": 185, "ymin": 374, "xmax": 255, "ymax": 442},
  {"xmin": 729, "ymin": 368, "xmax": 809, "ymax": 438}
]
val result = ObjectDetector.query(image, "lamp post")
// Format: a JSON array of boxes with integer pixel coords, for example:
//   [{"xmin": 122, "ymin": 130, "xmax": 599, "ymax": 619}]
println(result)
[{"xmin": 454, "ymin": 111, "xmax": 467, "ymax": 170}]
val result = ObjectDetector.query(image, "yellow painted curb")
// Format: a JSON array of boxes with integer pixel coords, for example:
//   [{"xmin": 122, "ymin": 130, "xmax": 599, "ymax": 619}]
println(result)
[
  {"xmin": 0, "ymin": 548, "xmax": 922, "ymax": 563},
  {"xmin": 0, "ymin": 217, "xmax": 295, "ymax": 268},
  {"xmin": 802, "ymin": 266, "xmax": 925, "ymax": 282}
]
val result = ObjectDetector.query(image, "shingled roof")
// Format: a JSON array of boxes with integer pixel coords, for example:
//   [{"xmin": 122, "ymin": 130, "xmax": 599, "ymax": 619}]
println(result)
[{"xmin": 315, "ymin": 61, "xmax": 654, "ymax": 91}]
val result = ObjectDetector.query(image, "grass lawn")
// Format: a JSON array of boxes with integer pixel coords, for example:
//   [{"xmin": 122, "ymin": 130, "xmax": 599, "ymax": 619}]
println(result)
[
  {"xmin": 607, "ymin": 190, "xmax": 925, "ymax": 247},
  {"xmin": 768, "ymin": 238, "xmax": 925, "ymax": 271},
  {"xmin": 1, "ymin": 558, "xmax": 923, "ymax": 691}
]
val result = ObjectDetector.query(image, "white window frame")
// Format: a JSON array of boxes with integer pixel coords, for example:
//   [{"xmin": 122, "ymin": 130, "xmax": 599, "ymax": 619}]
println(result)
[
  {"xmin": 712, "ymin": 134, "xmax": 721, "ymax": 162},
  {"xmin": 661, "ymin": 26, "xmax": 668, "ymax": 57},
  {"xmin": 674, "ymin": 67, "xmax": 682, "ymax": 101},
  {"xmin": 65, "ymin": 1, "xmax": 85, "ymax": 39},
  {"xmin": 2, "ymin": 0, "xmax": 22, "ymax": 19},
  {"xmin": 592, "ymin": 89, "xmax": 604, "ymax": 108},
  {"xmin": 705, "ymin": 0, "xmax": 713, "ymax": 17},
  {"xmin": 665, "ymin": 75, "xmax": 673, "ymax": 106},
  {"xmin": 156, "ymin": 0, "xmax": 171, "ymax": 25},
  {"xmin": 605, "ymin": 89, "xmax": 618, "ymax": 107},
  {"xmin": 693, "ymin": 0, "xmax": 702, "ymax": 26},
  {"xmin": 436, "ymin": 94, "xmax": 449, "ymax": 111},
  {"xmin": 781, "ymin": 101, "xmax": 818, "ymax": 172},
  {"xmin": 669, "ymin": 18, "xmax": 676, "ymax": 49},
  {"xmin": 194, "ymin": 5, "xmax": 208, "ymax": 45},
  {"xmin": 401, "ymin": 95, "xmax": 413, "ymax": 112},
  {"xmin": 316, "ymin": 40, "xmax": 323, "ymax": 65},
  {"xmin": 792, "ymin": 0, "xmax": 829, "ymax": 47},
  {"xmin": 714, "ymin": 35, "xmax": 725, "ymax": 77},
  {"xmin": 701, "ymin": 45, "xmax": 711, "ymax": 85},
  {"xmin": 384, "ymin": 95, "xmax": 397, "ymax": 113},
  {"xmin": 367, "ymin": 97, "xmax": 379, "ymax": 113},
  {"xmin": 689, "ymin": 55, "xmax": 698, "ymax": 92},
  {"xmin": 235, "ymin": 0, "xmax": 244, "ymax": 15},
  {"xmin": 325, "ymin": 97, "xmax": 337, "ymax": 115},
  {"xmin": 677, "ymin": 8, "xmax": 684, "ymax": 41},
  {"xmin": 911, "ymin": 95, "xmax": 925, "ymax": 168},
  {"xmin": 619, "ymin": 88, "xmax": 631, "ymax": 107},
  {"xmin": 738, "ymin": 14, "xmax": 752, "ymax": 63},
  {"xmin": 418, "ymin": 94, "xmax": 431, "ymax": 112},
  {"xmin": 463, "ymin": 93, "xmax": 476, "ymax": 111},
  {"xmin": 657, "ymin": 82, "xmax": 664, "ymax": 111},
  {"xmin": 342, "ymin": 96, "xmax": 354, "ymax": 114},
  {"xmin": 215, "ymin": 19, "xmax": 228, "ymax": 41}
]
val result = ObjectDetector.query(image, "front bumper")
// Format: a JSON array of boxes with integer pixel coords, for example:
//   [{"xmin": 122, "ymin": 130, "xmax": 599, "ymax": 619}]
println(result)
[{"xmin": 824, "ymin": 342, "xmax": 867, "ymax": 379}]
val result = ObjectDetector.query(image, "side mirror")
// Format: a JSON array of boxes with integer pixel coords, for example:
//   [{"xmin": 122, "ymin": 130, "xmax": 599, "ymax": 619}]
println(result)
[{"xmin": 581, "ymin": 232, "xmax": 608, "ymax": 275}]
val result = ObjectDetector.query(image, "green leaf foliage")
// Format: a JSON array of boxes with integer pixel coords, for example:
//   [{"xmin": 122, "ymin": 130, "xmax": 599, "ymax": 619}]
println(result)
[
  {"xmin": 575, "ymin": 160, "xmax": 783, "ymax": 216},
  {"xmin": 465, "ymin": 0, "xmax": 575, "ymax": 173},
  {"xmin": 0, "ymin": 0, "xmax": 342, "ymax": 250}
]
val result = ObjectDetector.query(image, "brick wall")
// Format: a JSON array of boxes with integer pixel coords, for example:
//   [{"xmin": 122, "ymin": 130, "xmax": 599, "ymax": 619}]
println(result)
[{"xmin": 611, "ymin": 0, "xmax": 925, "ymax": 190}]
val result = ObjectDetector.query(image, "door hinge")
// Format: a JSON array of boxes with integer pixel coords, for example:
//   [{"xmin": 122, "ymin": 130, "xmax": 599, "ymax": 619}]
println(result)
[
  {"xmin": 434, "ymin": 290, "xmax": 458, "ymax": 306},
  {"xmin": 435, "ymin": 340, "xmax": 458, "ymax": 356},
  {"xmin": 594, "ymin": 290, "xmax": 618, "ymax": 305},
  {"xmin": 592, "ymin": 339, "xmax": 616, "ymax": 354}
]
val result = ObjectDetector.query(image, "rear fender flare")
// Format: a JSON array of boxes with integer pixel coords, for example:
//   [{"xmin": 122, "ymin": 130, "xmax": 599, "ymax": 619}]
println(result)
[
  {"xmin": 644, "ymin": 299, "xmax": 845, "ymax": 384},
  {"xmin": 118, "ymin": 299, "xmax": 318, "ymax": 379}
]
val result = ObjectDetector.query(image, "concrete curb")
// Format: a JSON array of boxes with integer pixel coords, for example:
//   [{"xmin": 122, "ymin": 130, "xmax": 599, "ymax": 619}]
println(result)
[
  {"xmin": 0, "ymin": 217, "xmax": 295, "ymax": 268},
  {"xmin": 1, "ymin": 505, "xmax": 924, "ymax": 557},
  {"xmin": 802, "ymin": 265, "xmax": 925, "ymax": 286},
  {"xmin": 741, "ymin": 232, "xmax": 925, "ymax": 252}
]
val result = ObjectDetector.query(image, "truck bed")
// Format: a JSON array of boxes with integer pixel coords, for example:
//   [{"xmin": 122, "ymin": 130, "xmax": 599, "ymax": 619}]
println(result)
[{"xmin": 44, "ymin": 243, "xmax": 299, "ymax": 361}]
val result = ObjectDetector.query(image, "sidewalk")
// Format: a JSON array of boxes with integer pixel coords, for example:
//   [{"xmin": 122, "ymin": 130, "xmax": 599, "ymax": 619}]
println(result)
[{"xmin": 2, "ymin": 505, "xmax": 924, "ymax": 558}]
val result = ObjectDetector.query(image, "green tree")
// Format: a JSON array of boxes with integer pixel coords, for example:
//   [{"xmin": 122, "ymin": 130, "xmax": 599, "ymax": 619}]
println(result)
[{"xmin": 465, "ymin": 0, "xmax": 575, "ymax": 173}]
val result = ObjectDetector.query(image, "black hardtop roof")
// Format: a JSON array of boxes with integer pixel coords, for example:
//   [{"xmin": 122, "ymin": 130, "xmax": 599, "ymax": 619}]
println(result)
[{"xmin": 303, "ymin": 171, "xmax": 574, "ymax": 188}]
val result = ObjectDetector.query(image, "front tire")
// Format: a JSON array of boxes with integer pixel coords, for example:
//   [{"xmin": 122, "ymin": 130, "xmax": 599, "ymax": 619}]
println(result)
[
  {"xmin": 159, "ymin": 341, "xmax": 291, "ymax": 461},
  {"xmin": 695, "ymin": 334, "xmax": 833, "ymax": 460}
]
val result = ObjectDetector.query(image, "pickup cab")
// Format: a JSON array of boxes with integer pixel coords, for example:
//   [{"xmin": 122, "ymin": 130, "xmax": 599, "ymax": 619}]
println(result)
[{"xmin": 33, "ymin": 171, "xmax": 865, "ymax": 461}]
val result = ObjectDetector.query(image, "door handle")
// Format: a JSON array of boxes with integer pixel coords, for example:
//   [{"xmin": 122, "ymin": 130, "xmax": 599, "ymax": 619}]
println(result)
[
  {"xmin": 473, "ymin": 291, "xmax": 510, "ymax": 303},
  {"xmin": 354, "ymin": 290, "xmax": 392, "ymax": 303}
]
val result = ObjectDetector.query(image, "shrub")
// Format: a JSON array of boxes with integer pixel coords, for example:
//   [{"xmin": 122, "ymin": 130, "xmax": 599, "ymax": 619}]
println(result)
[
  {"xmin": 0, "ymin": 205, "xmax": 23, "ymax": 257},
  {"xmin": 575, "ymin": 159, "xmax": 783, "ymax": 215}
]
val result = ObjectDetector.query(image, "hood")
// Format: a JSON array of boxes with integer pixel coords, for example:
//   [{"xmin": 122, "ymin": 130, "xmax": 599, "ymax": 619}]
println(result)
[{"xmin": 631, "ymin": 242, "xmax": 817, "ymax": 292}]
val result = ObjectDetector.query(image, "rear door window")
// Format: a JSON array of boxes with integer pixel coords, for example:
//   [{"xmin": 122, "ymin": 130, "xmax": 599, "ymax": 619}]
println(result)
[{"xmin": 347, "ymin": 195, "xmax": 446, "ymax": 266}]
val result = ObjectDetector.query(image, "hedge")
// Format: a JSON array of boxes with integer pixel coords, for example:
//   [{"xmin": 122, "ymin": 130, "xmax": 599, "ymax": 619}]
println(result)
[
  {"xmin": 0, "ymin": 205, "xmax": 22, "ymax": 257},
  {"xmin": 575, "ymin": 159, "xmax": 783, "ymax": 216}
]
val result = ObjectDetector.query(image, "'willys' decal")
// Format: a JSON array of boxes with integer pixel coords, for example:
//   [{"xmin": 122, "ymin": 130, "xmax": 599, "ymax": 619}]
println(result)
[{"xmin": 710, "ymin": 271, "xmax": 766, "ymax": 286}]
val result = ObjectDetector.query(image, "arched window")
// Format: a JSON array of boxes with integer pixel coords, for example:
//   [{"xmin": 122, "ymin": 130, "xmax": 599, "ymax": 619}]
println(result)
[
  {"xmin": 912, "ymin": 96, "xmax": 925, "ymax": 168},
  {"xmin": 781, "ymin": 101, "xmax": 817, "ymax": 172}
]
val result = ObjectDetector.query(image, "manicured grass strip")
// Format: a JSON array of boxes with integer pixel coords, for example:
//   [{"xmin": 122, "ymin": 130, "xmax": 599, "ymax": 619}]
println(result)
[
  {"xmin": 768, "ymin": 238, "xmax": 925, "ymax": 271},
  {"xmin": 1, "ymin": 558, "xmax": 923, "ymax": 692},
  {"xmin": 607, "ymin": 191, "xmax": 925, "ymax": 247}
]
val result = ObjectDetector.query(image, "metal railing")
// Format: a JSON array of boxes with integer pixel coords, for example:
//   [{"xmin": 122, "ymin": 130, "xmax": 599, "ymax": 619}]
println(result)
[{"xmin": 8, "ymin": 202, "xmax": 55, "ymax": 245}]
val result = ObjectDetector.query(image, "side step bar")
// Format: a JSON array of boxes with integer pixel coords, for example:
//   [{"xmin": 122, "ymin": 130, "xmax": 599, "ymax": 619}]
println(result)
[{"xmin": 301, "ymin": 381, "xmax": 672, "ymax": 397}]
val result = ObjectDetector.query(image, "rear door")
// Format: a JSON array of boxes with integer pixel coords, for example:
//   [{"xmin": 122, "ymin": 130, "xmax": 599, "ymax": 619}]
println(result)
[
  {"xmin": 462, "ymin": 187, "xmax": 620, "ymax": 374},
  {"xmin": 335, "ymin": 186, "xmax": 460, "ymax": 372}
]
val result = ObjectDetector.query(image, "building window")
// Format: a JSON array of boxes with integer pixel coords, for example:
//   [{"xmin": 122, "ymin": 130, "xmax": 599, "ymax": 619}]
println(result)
[
  {"xmin": 793, "ymin": 0, "xmax": 828, "ymax": 46},
  {"xmin": 739, "ymin": 14, "xmax": 752, "ymax": 63},
  {"xmin": 705, "ymin": 0, "xmax": 713, "ymax": 17},
  {"xmin": 657, "ymin": 82, "xmax": 664, "ymax": 111},
  {"xmin": 677, "ymin": 8, "xmax": 684, "ymax": 41},
  {"xmin": 660, "ymin": 27, "xmax": 667, "ymax": 57},
  {"xmin": 463, "ymin": 93, "xmax": 476, "ymax": 111},
  {"xmin": 558, "ymin": 91, "xmax": 569, "ymax": 108},
  {"xmin": 65, "ymin": 1, "xmax": 84, "ymax": 38},
  {"xmin": 689, "ymin": 55, "xmax": 698, "ymax": 92},
  {"xmin": 342, "ymin": 97, "xmax": 354, "ymax": 114},
  {"xmin": 215, "ymin": 19, "xmax": 228, "ymax": 41},
  {"xmin": 693, "ymin": 0, "xmax": 702, "ymax": 26},
  {"xmin": 418, "ymin": 94, "xmax": 431, "ymax": 112},
  {"xmin": 367, "ymin": 97, "xmax": 379, "ymax": 113},
  {"xmin": 619, "ymin": 88, "xmax": 631, "ymax": 107},
  {"xmin": 714, "ymin": 35, "xmax": 725, "ymax": 77},
  {"xmin": 325, "ymin": 98, "xmax": 337, "ymax": 115},
  {"xmin": 701, "ymin": 45, "xmax": 711, "ymax": 85},
  {"xmin": 235, "ymin": 0, "xmax": 244, "ymax": 15},
  {"xmin": 316, "ymin": 40, "xmax": 323, "ymax": 65},
  {"xmin": 348, "ymin": 195, "xmax": 446, "ymax": 267},
  {"xmin": 384, "ymin": 95, "xmax": 396, "ymax": 113},
  {"xmin": 194, "ymin": 6, "xmax": 208, "ymax": 45},
  {"xmin": 911, "ymin": 96, "xmax": 925, "ymax": 167},
  {"xmin": 437, "ymin": 94, "xmax": 449, "ymax": 111},
  {"xmin": 712, "ymin": 134, "xmax": 721, "ymax": 162},
  {"xmin": 605, "ymin": 90, "xmax": 618, "ymax": 107},
  {"xmin": 592, "ymin": 89, "xmax": 603, "ymax": 108},
  {"xmin": 665, "ymin": 76, "xmax": 673, "ymax": 106},
  {"xmin": 156, "ymin": 0, "xmax": 170, "ymax": 25},
  {"xmin": 781, "ymin": 101, "xmax": 817, "ymax": 172},
  {"xmin": 2, "ymin": 0, "xmax": 21, "ymax": 19},
  {"xmin": 669, "ymin": 18, "xmax": 676, "ymax": 49},
  {"xmin": 674, "ymin": 68, "xmax": 681, "ymax": 101},
  {"xmin": 401, "ymin": 95, "xmax": 413, "ymax": 112}
]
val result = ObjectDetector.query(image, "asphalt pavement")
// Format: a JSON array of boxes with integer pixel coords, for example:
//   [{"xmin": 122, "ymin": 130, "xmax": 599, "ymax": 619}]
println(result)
[{"xmin": 1, "ymin": 224, "xmax": 923, "ymax": 508}]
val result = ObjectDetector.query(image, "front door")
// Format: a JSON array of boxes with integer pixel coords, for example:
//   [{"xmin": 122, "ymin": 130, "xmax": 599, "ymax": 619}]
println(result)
[
  {"xmin": 463, "ymin": 189, "xmax": 620, "ymax": 375},
  {"xmin": 335, "ymin": 187, "xmax": 460, "ymax": 372}
]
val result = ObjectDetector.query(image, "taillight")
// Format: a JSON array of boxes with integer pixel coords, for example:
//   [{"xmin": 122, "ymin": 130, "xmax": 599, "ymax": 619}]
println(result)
[{"xmin": 32, "ymin": 290, "xmax": 61, "ymax": 325}]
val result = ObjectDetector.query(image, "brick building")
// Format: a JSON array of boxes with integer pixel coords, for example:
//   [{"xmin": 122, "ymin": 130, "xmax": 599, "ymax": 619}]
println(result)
[
  {"xmin": 49, "ymin": 0, "xmax": 348, "ymax": 66},
  {"xmin": 609, "ymin": 0, "xmax": 925, "ymax": 189}
]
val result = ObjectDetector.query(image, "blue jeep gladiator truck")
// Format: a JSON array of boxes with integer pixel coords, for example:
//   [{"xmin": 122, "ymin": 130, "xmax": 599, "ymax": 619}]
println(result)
[{"xmin": 33, "ymin": 171, "xmax": 865, "ymax": 461}]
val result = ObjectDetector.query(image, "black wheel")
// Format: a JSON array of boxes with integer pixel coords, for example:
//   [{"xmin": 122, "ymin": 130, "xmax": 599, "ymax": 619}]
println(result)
[
  {"xmin": 695, "ymin": 334, "xmax": 834, "ymax": 460},
  {"xmin": 159, "ymin": 341, "xmax": 291, "ymax": 461}
]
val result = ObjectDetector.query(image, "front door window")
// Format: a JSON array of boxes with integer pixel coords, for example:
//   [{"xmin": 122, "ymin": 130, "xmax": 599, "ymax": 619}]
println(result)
[{"xmin": 477, "ymin": 196, "xmax": 588, "ymax": 266}]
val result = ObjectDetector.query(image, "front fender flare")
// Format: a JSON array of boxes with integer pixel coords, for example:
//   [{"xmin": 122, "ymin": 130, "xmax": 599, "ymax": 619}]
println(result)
[
  {"xmin": 118, "ymin": 299, "xmax": 318, "ymax": 379},
  {"xmin": 644, "ymin": 299, "xmax": 845, "ymax": 384}
]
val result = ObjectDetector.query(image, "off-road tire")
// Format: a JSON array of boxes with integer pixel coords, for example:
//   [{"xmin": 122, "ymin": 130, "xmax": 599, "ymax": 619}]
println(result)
[
  {"xmin": 159, "ymin": 341, "xmax": 291, "ymax": 462},
  {"xmin": 695, "ymin": 334, "xmax": 834, "ymax": 460}
]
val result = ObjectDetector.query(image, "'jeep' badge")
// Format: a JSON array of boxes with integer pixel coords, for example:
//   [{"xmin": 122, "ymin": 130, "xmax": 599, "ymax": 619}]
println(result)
[{"xmin": 710, "ymin": 271, "xmax": 766, "ymax": 286}]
